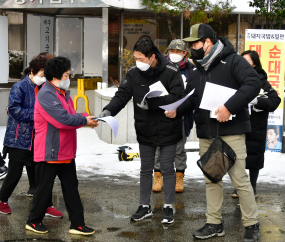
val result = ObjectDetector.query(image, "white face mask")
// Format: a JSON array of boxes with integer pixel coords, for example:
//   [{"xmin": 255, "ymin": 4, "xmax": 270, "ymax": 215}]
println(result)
[
  {"xmin": 57, "ymin": 78, "xmax": 70, "ymax": 90},
  {"xmin": 33, "ymin": 75, "xmax": 46, "ymax": 86},
  {"xmin": 136, "ymin": 57, "xmax": 154, "ymax": 71},
  {"xmin": 169, "ymin": 53, "xmax": 183, "ymax": 63}
]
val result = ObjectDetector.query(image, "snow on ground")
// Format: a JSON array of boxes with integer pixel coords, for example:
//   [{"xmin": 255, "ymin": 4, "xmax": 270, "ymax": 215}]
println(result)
[{"xmin": 0, "ymin": 126, "xmax": 284, "ymax": 184}]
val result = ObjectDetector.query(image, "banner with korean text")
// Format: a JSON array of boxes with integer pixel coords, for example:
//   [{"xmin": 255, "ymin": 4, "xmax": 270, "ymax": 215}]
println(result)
[{"xmin": 245, "ymin": 29, "xmax": 285, "ymax": 152}]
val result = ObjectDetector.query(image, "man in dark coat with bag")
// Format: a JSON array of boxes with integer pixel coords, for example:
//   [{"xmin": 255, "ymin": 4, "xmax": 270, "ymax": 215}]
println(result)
[{"xmin": 165, "ymin": 24, "xmax": 260, "ymax": 242}]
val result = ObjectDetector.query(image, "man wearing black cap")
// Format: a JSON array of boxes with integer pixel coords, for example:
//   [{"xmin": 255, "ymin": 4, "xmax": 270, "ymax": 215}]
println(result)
[{"xmin": 165, "ymin": 24, "xmax": 260, "ymax": 242}]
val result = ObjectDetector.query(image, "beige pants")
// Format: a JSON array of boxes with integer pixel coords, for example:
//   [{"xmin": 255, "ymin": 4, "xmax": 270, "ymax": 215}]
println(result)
[{"xmin": 199, "ymin": 134, "xmax": 259, "ymax": 227}]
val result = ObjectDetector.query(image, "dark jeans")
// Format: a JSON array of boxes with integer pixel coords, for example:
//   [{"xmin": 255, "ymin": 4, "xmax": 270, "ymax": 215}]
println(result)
[
  {"xmin": 27, "ymin": 160, "xmax": 85, "ymax": 227},
  {"xmin": 139, "ymin": 143, "xmax": 177, "ymax": 205},
  {"xmin": 0, "ymin": 160, "xmax": 51, "ymax": 204}
]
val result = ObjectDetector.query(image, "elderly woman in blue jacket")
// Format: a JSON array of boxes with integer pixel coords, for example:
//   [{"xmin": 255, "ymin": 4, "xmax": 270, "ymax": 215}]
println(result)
[{"xmin": 0, "ymin": 55, "xmax": 62, "ymax": 218}]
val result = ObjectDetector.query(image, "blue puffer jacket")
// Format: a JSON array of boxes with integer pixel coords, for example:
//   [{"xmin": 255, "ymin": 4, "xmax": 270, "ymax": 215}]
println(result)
[{"xmin": 3, "ymin": 75, "xmax": 36, "ymax": 151}]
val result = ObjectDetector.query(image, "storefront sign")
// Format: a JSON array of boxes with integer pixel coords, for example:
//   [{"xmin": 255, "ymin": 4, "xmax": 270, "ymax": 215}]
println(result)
[
  {"xmin": 0, "ymin": 0, "xmax": 108, "ymax": 8},
  {"xmin": 123, "ymin": 19, "xmax": 156, "ymax": 51},
  {"xmin": 245, "ymin": 29, "xmax": 285, "ymax": 152},
  {"xmin": 40, "ymin": 16, "xmax": 53, "ymax": 54}
]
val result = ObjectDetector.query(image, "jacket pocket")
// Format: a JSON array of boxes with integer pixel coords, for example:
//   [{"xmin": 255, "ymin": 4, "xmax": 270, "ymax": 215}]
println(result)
[{"xmin": 15, "ymin": 124, "xmax": 19, "ymax": 140}]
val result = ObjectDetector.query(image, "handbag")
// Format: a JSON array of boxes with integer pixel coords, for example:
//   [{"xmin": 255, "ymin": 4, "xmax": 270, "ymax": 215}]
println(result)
[{"xmin": 197, "ymin": 124, "xmax": 237, "ymax": 183}]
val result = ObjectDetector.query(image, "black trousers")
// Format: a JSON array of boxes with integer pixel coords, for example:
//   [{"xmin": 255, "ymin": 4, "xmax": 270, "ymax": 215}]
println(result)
[
  {"xmin": 249, "ymin": 169, "xmax": 259, "ymax": 192},
  {"xmin": 27, "ymin": 159, "xmax": 85, "ymax": 227},
  {"xmin": 139, "ymin": 144, "xmax": 177, "ymax": 205},
  {"xmin": 0, "ymin": 159, "xmax": 51, "ymax": 204},
  {"xmin": 0, "ymin": 152, "xmax": 5, "ymax": 167}
]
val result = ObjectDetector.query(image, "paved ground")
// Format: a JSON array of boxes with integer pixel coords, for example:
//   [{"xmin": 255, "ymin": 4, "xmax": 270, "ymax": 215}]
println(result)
[{"xmin": 0, "ymin": 170, "xmax": 285, "ymax": 242}]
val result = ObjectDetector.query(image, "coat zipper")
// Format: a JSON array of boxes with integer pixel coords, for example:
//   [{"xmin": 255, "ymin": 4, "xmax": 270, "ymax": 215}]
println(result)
[
  {"xmin": 15, "ymin": 124, "xmax": 19, "ymax": 140},
  {"xmin": 51, "ymin": 131, "xmax": 56, "ymax": 158},
  {"xmin": 204, "ymin": 73, "xmax": 212, "ymax": 139}
]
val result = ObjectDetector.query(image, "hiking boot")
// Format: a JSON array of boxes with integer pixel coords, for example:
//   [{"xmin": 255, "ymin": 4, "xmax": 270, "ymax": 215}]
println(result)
[
  {"xmin": 26, "ymin": 187, "xmax": 36, "ymax": 197},
  {"xmin": 0, "ymin": 165, "xmax": 8, "ymax": 180},
  {"xmin": 26, "ymin": 221, "xmax": 48, "ymax": 234},
  {"xmin": 0, "ymin": 201, "xmax": 11, "ymax": 214},
  {"xmin": 45, "ymin": 206, "xmax": 63, "ymax": 218},
  {"xmin": 243, "ymin": 223, "xmax": 259, "ymax": 242},
  {"xmin": 193, "ymin": 221, "xmax": 225, "ymax": 239},
  {"xmin": 130, "ymin": 205, "xmax": 153, "ymax": 221},
  {"xmin": 69, "ymin": 224, "xmax": 95, "ymax": 235},
  {"xmin": 161, "ymin": 206, "xmax": 174, "ymax": 224},
  {"xmin": 232, "ymin": 189, "xmax": 238, "ymax": 198},
  {"xmin": 152, "ymin": 172, "xmax": 163, "ymax": 192},
  {"xmin": 175, "ymin": 172, "xmax": 184, "ymax": 193}
]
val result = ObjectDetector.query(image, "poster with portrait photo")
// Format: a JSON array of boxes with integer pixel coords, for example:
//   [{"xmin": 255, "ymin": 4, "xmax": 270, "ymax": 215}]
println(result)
[{"xmin": 266, "ymin": 125, "xmax": 283, "ymax": 153}]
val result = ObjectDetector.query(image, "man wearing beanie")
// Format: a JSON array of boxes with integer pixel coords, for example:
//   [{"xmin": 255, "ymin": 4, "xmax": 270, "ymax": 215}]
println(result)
[{"xmin": 165, "ymin": 24, "xmax": 260, "ymax": 242}]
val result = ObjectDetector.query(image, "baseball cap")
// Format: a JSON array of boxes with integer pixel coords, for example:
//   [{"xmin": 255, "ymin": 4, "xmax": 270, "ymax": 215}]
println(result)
[
  {"xmin": 167, "ymin": 39, "xmax": 186, "ymax": 51},
  {"xmin": 183, "ymin": 24, "xmax": 215, "ymax": 42}
]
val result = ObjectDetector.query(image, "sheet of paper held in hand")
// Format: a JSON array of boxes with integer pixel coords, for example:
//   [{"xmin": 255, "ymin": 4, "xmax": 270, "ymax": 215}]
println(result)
[
  {"xmin": 142, "ymin": 90, "xmax": 163, "ymax": 104},
  {"xmin": 159, "ymin": 88, "xmax": 195, "ymax": 111},
  {"xmin": 149, "ymin": 81, "xmax": 169, "ymax": 96},
  {"xmin": 199, "ymin": 82, "xmax": 236, "ymax": 120},
  {"xmin": 95, "ymin": 116, "xmax": 119, "ymax": 138}
]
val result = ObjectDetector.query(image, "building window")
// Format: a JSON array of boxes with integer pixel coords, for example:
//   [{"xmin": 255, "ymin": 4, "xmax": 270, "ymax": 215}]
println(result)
[
  {"xmin": 6, "ymin": 12, "xmax": 24, "ymax": 80},
  {"xmin": 122, "ymin": 11, "xmax": 181, "ymax": 76},
  {"xmin": 183, "ymin": 14, "xmax": 238, "ymax": 52}
]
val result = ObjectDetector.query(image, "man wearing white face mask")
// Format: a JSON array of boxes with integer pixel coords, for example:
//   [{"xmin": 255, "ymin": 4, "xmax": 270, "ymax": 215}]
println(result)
[
  {"xmin": 99, "ymin": 38, "xmax": 184, "ymax": 224},
  {"xmin": 153, "ymin": 39, "xmax": 194, "ymax": 193}
]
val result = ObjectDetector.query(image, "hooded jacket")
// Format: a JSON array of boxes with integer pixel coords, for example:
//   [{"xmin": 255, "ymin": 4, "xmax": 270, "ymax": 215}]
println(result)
[
  {"xmin": 104, "ymin": 50, "xmax": 184, "ymax": 146},
  {"xmin": 246, "ymin": 69, "xmax": 281, "ymax": 169},
  {"xmin": 178, "ymin": 37, "xmax": 261, "ymax": 138}
]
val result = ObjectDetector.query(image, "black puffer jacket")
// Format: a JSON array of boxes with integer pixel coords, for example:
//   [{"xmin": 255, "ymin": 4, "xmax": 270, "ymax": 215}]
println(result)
[
  {"xmin": 246, "ymin": 70, "xmax": 281, "ymax": 170},
  {"xmin": 104, "ymin": 50, "xmax": 184, "ymax": 146},
  {"xmin": 178, "ymin": 37, "xmax": 261, "ymax": 138}
]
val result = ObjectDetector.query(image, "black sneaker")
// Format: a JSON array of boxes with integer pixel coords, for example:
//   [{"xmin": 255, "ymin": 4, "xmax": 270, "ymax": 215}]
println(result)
[
  {"xmin": 25, "ymin": 221, "xmax": 48, "ymax": 234},
  {"xmin": 161, "ymin": 206, "xmax": 174, "ymax": 224},
  {"xmin": 193, "ymin": 221, "xmax": 225, "ymax": 239},
  {"xmin": 0, "ymin": 165, "xmax": 8, "ymax": 180},
  {"xmin": 243, "ymin": 223, "xmax": 259, "ymax": 242},
  {"xmin": 130, "ymin": 205, "xmax": 153, "ymax": 221},
  {"xmin": 26, "ymin": 187, "xmax": 36, "ymax": 197},
  {"xmin": 69, "ymin": 224, "xmax": 95, "ymax": 235}
]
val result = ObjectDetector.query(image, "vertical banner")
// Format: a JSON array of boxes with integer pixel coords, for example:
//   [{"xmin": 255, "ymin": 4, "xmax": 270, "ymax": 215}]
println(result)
[
  {"xmin": 41, "ymin": 16, "xmax": 54, "ymax": 54},
  {"xmin": 245, "ymin": 29, "xmax": 285, "ymax": 152}
]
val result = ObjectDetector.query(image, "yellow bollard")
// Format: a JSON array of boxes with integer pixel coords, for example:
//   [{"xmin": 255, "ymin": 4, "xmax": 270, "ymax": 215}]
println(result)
[{"xmin": 74, "ymin": 79, "xmax": 90, "ymax": 114}]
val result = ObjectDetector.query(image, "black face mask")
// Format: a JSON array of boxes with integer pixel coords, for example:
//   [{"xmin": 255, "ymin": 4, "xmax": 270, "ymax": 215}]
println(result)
[{"xmin": 190, "ymin": 44, "xmax": 209, "ymax": 60}]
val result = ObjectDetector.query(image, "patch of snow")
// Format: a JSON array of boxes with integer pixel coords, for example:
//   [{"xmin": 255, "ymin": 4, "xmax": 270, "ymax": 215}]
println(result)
[{"xmin": 0, "ymin": 126, "xmax": 285, "ymax": 184}]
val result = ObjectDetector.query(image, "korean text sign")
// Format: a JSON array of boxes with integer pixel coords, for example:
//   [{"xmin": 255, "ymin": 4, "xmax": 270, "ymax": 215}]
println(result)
[{"xmin": 245, "ymin": 29, "xmax": 285, "ymax": 152}]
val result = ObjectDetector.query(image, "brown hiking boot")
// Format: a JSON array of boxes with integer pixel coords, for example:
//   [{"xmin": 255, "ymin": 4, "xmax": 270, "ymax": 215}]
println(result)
[
  {"xmin": 175, "ymin": 172, "xmax": 184, "ymax": 193},
  {"xmin": 152, "ymin": 172, "xmax": 163, "ymax": 192}
]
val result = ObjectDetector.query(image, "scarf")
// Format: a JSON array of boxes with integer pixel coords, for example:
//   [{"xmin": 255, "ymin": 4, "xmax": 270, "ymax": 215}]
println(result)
[
  {"xmin": 166, "ymin": 55, "xmax": 188, "ymax": 70},
  {"xmin": 197, "ymin": 40, "xmax": 224, "ymax": 71}
]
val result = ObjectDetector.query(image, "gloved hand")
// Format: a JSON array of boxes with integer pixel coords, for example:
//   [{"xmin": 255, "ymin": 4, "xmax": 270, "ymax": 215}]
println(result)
[
  {"xmin": 98, "ymin": 109, "xmax": 111, "ymax": 118},
  {"xmin": 137, "ymin": 100, "xmax": 148, "ymax": 110},
  {"xmin": 250, "ymin": 97, "xmax": 258, "ymax": 106}
]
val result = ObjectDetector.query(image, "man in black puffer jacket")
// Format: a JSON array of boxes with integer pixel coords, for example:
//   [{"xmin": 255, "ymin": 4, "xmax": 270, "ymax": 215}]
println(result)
[
  {"xmin": 166, "ymin": 24, "xmax": 260, "ymax": 242},
  {"xmin": 99, "ymin": 38, "xmax": 184, "ymax": 224}
]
